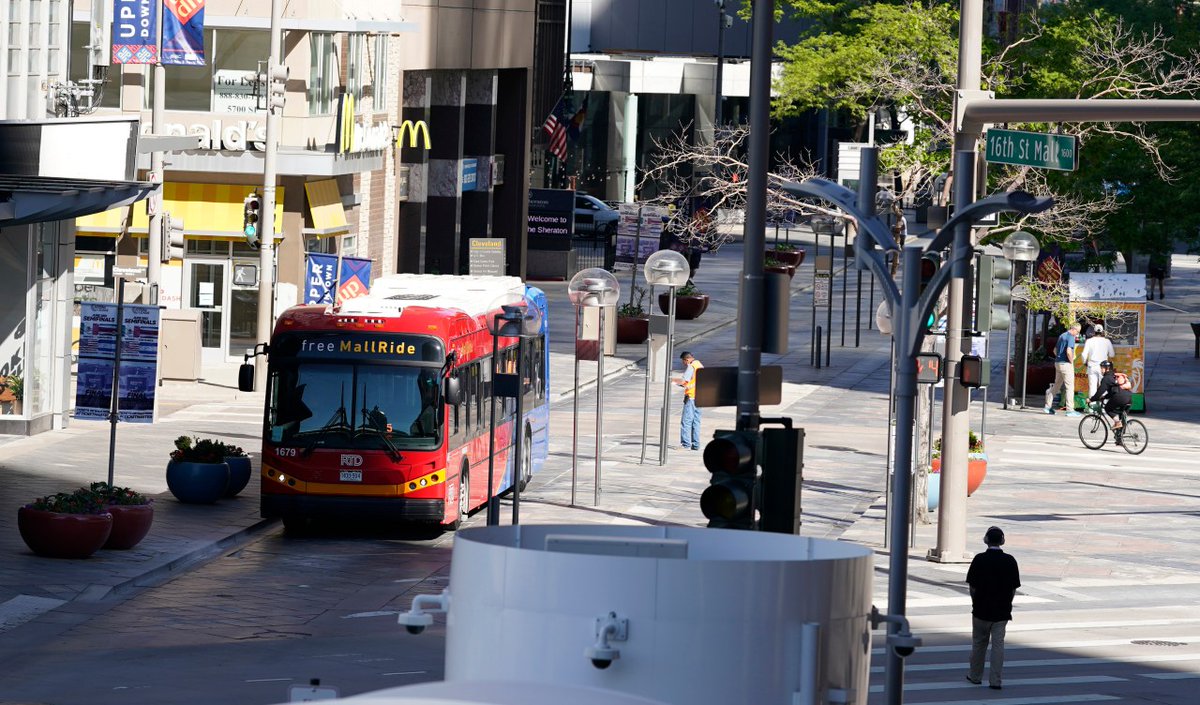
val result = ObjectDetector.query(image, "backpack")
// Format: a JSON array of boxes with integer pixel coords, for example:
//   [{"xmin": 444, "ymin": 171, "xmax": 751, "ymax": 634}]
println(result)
[{"xmin": 1113, "ymin": 372, "xmax": 1131, "ymax": 391}]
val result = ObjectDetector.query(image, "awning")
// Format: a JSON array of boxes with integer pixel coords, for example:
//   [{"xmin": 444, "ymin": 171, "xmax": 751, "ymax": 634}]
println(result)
[
  {"xmin": 304, "ymin": 179, "xmax": 350, "ymax": 237},
  {"xmin": 76, "ymin": 182, "xmax": 285, "ymax": 239},
  {"xmin": 0, "ymin": 175, "xmax": 153, "ymax": 228}
]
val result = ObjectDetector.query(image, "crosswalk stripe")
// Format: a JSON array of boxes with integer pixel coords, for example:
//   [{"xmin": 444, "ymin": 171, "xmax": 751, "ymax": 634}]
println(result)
[
  {"xmin": 884, "ymin": 695, "xmax": 1118, "ymax": 705},
  {"xmin": 910, "ymin": 616, "xmax": 1200, "ymax": 635},
  {"xmin": 874, "ymin": 635, "xmax": 1200, "ymax": 655},
  {"xmin": 1140, "ymin": 672, "xmax": 1200, "ymax": 680},
  {"xmin": 875, "ymin": 652, "xmax": 1200, "ymax": 673},
  {"xmin": 870, "ymin": 676, "xmax": 1125, "ymax": 692}
]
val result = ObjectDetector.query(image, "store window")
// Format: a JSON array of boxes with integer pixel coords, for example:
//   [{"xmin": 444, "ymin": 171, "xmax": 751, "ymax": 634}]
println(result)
[
  {"xmin": 213, "ymin": 29, "xmax": 270, "ymax": 114},
  {"xmin": 305, "ymin": 236, "xmax": 337, "ymax": 255},
  {"xmin": 309, "ymin": 33, "xmax": 338, "ymax": 115},
  {"xmin": 164, "ymin": 28, "xmax": 217, "ymax": 110},
  {"xmin": 372, "ymin": 35, "xmax": 388, "ymax": 108},
  {"xmin": 47, "ymin": 0, "xmax": 61, "ymax": 74},
  {"xmin": 346, "ymin": 33, "xmax": 365, "ymax": 105},
  {"xmin": 28, "ymin": 0, "xmax": 42, "ymax": 73},
  {"xmin": 186, "ymin": 240, "xmax": 228, "ymax": 256},
  {"xmin": 30, "ymin": 222, "xmax": 57, "ymax": 416},
  {"xmin": 8, "ymin": 2, "xmax": 23, "ymax": 75}
]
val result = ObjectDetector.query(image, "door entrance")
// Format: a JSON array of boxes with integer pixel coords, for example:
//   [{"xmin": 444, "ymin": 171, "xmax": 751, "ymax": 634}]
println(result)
[{"xmin": 187, "ymin": 260, "xmax": 227, "ymax": 365}]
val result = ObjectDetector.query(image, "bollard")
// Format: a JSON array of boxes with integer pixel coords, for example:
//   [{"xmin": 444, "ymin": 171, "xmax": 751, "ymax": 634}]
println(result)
[
  {"xmin": 1192, "ymin": 322, "xmax": 1200, "ymax": 359},
  {"xmin": 815, "ymin": 326, "xmax": 823, "ymax": 369}
]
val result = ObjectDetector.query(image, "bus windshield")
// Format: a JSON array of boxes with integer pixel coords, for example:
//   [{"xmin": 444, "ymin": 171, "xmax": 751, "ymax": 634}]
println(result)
[{"xmin": 268, "ymin": 362, "xmax": 442, "ymax": 453}]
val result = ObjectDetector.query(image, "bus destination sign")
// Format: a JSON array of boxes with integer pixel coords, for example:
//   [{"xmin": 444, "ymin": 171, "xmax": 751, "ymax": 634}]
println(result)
[{"xmin": 282, "ymin": 333, "xmax": 444, "ymax": 363}]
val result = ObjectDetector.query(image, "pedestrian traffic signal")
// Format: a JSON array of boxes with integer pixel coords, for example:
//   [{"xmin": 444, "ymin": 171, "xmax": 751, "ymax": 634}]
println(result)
[
  {"xmin": 161, "ymin": 212, "xmax": 184, "ymax": 262},
  {"xmin": 975, "ymin": 254, "xmax": 1013, "ymax": 331},
  {"xmin": 919, "ymin": 253, "xmax": 940, "ymax": 295},
  {"xmin": 243, "ymin": 191, "xmax": 261, "ymax": 248},
  {"xmin": 268, "ymin": 64, "xmax": 289, "ymax": 112},
  {"xmin": 700, "ymin": 430, "xmax": 758, "ymax": 530},
  {"xmin": 959, "ymin": 354, "xmax": 988, "ymax": 388}
]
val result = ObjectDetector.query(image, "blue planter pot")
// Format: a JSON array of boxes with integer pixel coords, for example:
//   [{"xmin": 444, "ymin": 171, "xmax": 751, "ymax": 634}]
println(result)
[
  {"xmin": 928, "ymin": 473, "xmax": 941, "ymax": 512},
  {"xmin": 224, "ymin": 456, "xmax": 253, "ymax": 497},
  {"xmin": 166, "ymin": 461, "xmax": 230, "ymax": 504}
]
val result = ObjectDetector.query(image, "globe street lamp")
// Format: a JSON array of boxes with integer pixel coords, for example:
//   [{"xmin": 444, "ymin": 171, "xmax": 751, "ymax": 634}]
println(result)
[
  {"xmin": 638, "ymin": 250, "xmax": 691, "ymax": 465},
  {"xmin": 1001, "ymin": 230, "xmax": 1041, "ymax": 410},
  {"xmin": 485, "ymin": 292, "xmax": 544, "ymax": 525},
  {"xmin": 567, "ymin": 268, "xmax": 620, "ymax": 506}
]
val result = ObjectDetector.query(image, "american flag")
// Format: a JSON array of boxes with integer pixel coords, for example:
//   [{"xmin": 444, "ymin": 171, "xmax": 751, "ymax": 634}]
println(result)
[{"xmin": 542, "ymin": 96, "xmax": 569, "ymax": 161}]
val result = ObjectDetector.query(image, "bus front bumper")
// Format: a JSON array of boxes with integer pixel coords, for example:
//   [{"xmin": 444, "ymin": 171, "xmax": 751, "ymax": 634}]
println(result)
[{"xmin": 262, "ymin": 494, "xmax": 446, "ymax": 523}]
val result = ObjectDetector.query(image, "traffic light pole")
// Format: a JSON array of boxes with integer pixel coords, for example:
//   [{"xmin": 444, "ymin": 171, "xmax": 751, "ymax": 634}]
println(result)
[
  {"xmin": 147, "ymin": 9, "xmax": 166, "ymax": 292},
  {"xmin": 734, "ymin": 0, "xmax": 773, "ymax": 434},
  {"xmin": 255, "ymin": 0, "xmax": 283, "ymax": 392}
]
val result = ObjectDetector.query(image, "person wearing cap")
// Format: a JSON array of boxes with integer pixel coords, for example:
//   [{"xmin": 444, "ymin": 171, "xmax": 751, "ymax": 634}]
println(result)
[
  {"xmin": 1044, "ymin": 321, "xmax": 1081, "ymax": 416},
  {"xmin": 673, "ymin": 351, "xmax": 704, "ymax": 450},
  {"xmin": 1080, "ymin": 323, "xmax": 1115, "ymax": 398},
  {"xmin": 966, "ymin": 526, "xmax": 1021, "ymax": 690}
]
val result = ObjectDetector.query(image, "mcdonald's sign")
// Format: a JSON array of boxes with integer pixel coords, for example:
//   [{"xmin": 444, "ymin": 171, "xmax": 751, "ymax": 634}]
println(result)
[
  {"xmin": 336, "ymin": 93, "xmax": 356, "ymax": 154},
  {"xmin": 395, "ymin": 120, "xmax": 432, "ymax": 150}
]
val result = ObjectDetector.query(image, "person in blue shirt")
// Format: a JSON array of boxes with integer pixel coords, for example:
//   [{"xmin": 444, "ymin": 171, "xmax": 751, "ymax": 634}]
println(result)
[{"xmin": 1044, "ymin": 322, "xmax": 1081, "ymax": 416}]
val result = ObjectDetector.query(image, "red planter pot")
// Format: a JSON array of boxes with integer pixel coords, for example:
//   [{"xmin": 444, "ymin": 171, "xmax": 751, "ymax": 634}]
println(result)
[
  {"xmin": 659, "ymin": 293, "xmax": 709, "ymax": 320},
  {"xmin": 17, "ymin": 507, "xmax": 113, "ymax": 559},
  {"xmin": 764, "ymin": 265, "xmax": 795, "ymax": 278},
  {"xmin": 616, "ymin": 316, "xmax": 649, "ymax": 344},
  {"xmin": 771, "ymin": 249, "xmax": 805, "ymax": 267},
  {"xmin": 930, "ymin": 456, "xmax": 988, "ymax": 496},
  {"xmin": 103, "ymin": 504, "xmax": 154, "ymax": 550}
]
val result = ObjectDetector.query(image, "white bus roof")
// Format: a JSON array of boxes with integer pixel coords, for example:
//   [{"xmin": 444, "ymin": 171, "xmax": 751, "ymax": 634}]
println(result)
[{"xmin": 338, "ymin": 274, "xmax": 527, "ymax": 318}]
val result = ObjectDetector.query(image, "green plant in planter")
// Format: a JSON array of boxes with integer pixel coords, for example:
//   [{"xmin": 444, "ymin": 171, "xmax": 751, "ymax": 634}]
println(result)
[
  {"xmin": 764, "ymin": 255, "xmax": 784, "ymax": 267},
  {"xmin": 87, "ymin": 482, "xmax": 151, "ymax": 506},
  {"xmin": 931, "ymin": 431, "xmax": 985, "ymax": 459},
  {"xmin": 773, "ymin": 242, "xmax": 797, "ymax": 252},
  {"xmin": 618, "ymin": 285, "xmax": 648, "ymax": 318},
  {"xmin": 4, "ymin": 373, "xmax": 22, "ymax": 402},
  {"xmin": 676, "ymin": 281, "xmax": 704, "ymax": 297},
  {"xmin": 170, "ymin": 435, "xmax": 228, "ymax": 463},
  {"xmin": 28, "ymin": 489, "xmax": 109, "ymax": 515},
  {"xmin": 215, "ymin": 441, "xmax": 249, "ymax": 458}
]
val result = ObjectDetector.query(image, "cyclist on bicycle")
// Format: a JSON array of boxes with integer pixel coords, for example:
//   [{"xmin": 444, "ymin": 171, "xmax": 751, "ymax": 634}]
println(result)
[{"xmin": 1089, "ymin": 360, "xmax": 1132, "ymax": 430}]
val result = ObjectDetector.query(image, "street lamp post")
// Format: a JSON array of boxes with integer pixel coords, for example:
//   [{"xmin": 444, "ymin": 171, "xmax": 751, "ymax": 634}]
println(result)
[
  {"xmin": 484, "ymin": 293, "xmax": 544, "ymax": 526},
  {"xmin": 568, "ymin": 269, "xmax": 620, "ymax": 507},
  {"xmin": 637, "ymin": 250, "xmax": 690, "ymax": 465},
  {"xmin": 714, "ymin": 0, "xmax": 729, "ymax": 127},
  {"xmin": 1001, "ymin": 231, "xmax": 1040, "ymax": 411}
]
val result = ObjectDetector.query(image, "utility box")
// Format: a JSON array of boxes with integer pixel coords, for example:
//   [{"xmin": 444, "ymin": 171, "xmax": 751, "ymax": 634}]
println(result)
[
  {"xmin": 1069, "ymin": 273, "xmax": 1147, "ymax": 411},
  {"xmin": 159, "ymin": 309, "xmax": 202, "ymax": 381}
]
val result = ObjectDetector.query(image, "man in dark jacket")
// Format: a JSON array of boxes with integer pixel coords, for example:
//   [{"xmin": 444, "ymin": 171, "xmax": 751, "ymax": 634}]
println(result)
[
  {"xmin": 966, "ymin": 526, "xmax": 1021, "ymax": 690},
  {"xmin": 1090, "ymin": 360, "xmax": 1133, "ymax": 430}
]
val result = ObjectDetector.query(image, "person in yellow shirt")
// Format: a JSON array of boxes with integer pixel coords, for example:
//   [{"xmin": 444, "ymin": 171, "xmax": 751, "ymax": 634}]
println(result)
[{"xmin": 674, "ymin": 351, "xmax": 704, "ymax": 450}]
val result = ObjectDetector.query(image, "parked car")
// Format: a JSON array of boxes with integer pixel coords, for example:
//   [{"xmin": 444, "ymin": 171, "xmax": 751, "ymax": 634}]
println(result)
[{"xmin": 574, "ymin": 194, "xmax": 620, "ymax": 237}]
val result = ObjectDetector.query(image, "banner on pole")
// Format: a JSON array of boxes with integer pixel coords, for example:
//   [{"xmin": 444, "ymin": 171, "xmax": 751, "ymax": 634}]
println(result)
[
  {"xmin": 337, "ymin": 257, "xmax": 373, "ymax": 304},
  {"xmin": 111, "ymin": 0, "xmax": 159, "ymax": 64},
  {"xmin": 305, "ymin": 253, "xmax": 338, "ymax": 305},
  {"xmin": 162, "ymin": 0, "xmax": 207, "ymax": 66}
]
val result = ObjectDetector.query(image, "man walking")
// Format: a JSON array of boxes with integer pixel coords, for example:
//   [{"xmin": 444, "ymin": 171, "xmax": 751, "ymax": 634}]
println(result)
[
  {"xmin": 1044, "ymin": 322, "xmax": 1081, "ymax": 416},
  {"xmin": 1080, "ymin": 324, "xmax": 1115, "ymax": 398},
  {"xmin": 674, "ymin": 351, "xmax": 704, "ymax": 450},
  {"xmin": 966, "ymin": 526, "xmax": 1021, "ymax": 690}
]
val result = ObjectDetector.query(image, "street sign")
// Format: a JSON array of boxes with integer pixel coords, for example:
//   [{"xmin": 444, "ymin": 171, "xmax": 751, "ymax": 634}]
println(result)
[{"xmin": 985, "ymin": 128, "xmax": 1077, "ymax": 171}]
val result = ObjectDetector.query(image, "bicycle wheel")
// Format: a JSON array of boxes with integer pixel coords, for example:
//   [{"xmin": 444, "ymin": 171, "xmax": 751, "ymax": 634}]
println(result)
[
  {"xmin": 1119, "ymin": 419, "xmax": 1148, "ymax": 455},
  {"xmin": 1078, "ymin": 413, "xmax": 1108, "ymax": 449}
]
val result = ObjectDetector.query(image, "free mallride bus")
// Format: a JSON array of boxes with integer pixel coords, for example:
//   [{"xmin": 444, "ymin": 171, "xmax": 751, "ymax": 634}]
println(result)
[{"xmin": 242, "ymin": 275, "xmax": 550, "ymax": 532}]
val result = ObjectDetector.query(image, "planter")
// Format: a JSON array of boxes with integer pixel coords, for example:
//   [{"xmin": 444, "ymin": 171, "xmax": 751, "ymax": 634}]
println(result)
[
  {"xmin": 616, "ymin": 316, "xmax": 650, "ymax": 344},
  {"xmin": 929, "ymin": 454, "xmax": 988, "ymax": 498},
  {"xmin": 18, "ymin": 507, "xmax": 113, "ymax": 559},
  {"xmin": 660, "ymin": 293, "xmax": 709, "ymax": 320},
  {"xmin": 764, "ymin": 264, "xmax": 795, "ymax": 279},
  {"xmin": 771, "ymin": 249, "xmax": 805, "ymax": 267},
  {"xmin": 1009, "ymin": 362, "xmax": 1056, "ymax": 395},
  {"xmin": 103, "ymin": 504, "xmax": 154, "ymax": 550},
  {"xmin": 166, "ymin": 460, "xmax": 230, "ymax": 504},
  {"xmin": 224, "ymin": 456, "xmax": 253, "ymax": 497}
]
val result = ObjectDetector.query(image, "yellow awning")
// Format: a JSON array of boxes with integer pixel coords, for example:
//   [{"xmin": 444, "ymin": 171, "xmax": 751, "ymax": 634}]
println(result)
[
  {"xmin": 76, "ymin": 183, "xmax": 285, "ymax": 239},
  {"xmin": 304, "ymin": 179, "xmax": 350, "ymax": 236}
]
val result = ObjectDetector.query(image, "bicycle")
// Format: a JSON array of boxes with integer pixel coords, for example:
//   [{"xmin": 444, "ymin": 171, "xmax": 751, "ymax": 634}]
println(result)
[{"xmin": 1078, "ymin": 402, "xmax": 1148, "ymax": 455}]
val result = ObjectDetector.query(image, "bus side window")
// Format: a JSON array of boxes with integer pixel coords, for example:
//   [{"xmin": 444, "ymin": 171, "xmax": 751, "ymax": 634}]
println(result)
[
  {"xmin": 463, "ymin": 364, "xmax": 472, "ymax": 433},
  {"xmin": 472, "ymin": 363, "xmax": 484, "ymax": 433}
]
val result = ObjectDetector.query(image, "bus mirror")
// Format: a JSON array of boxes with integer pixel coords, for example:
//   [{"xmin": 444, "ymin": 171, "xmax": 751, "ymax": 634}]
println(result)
[
  {"xmin": 444, "ymin": 375, "xmax": 462, "ymax": 406},
  {"xmin": 238, "ymin": 363, "xmax": 255, "ymax": 392}
]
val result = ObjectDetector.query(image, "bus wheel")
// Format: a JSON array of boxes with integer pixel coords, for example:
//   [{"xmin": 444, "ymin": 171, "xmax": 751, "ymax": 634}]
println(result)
[
  {"xmin": 519, "ymin": 428, "xmax": 533, "ymax": 492},
  {"xmin": 450, "ymin": 464, "xmax": 469, "ymax": 531}
]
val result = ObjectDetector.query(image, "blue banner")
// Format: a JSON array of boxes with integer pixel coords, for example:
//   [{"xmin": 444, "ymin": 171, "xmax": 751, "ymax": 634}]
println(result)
[
  {"xmin": 161, "ymin": 0, "xmax": 206, "ymax": 66},
  {"xmin": 305, "ymin": 253, "xmax": 338, "ymax": 305},
  {"xmin": 337, "ymin": 258, "xmax": 373, "ymax": 304},
  {"xmin": 111, "ymin": 0, "xmax": 159, "ymax": 64}
]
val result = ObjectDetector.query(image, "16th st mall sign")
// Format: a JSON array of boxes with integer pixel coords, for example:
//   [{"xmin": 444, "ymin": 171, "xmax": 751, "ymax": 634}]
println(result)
[{"xmin": 985, "ymin": 128, "xmax": 1078, "ymax": 171}]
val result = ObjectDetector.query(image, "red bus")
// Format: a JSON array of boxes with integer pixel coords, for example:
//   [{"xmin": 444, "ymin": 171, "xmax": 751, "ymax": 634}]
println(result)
[{"xmin": 242, "ymin": 275, "xmax": 550, "ymax": 531}]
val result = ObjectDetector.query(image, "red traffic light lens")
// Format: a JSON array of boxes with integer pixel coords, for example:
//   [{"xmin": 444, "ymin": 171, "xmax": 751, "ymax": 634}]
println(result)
[
  {"xmin": 703, "ymin": 435, "xmax": 754, "ymax": 474},
  {"xmin": 920, "ymin": 257, "xmax": 939, "ymax": 279}
]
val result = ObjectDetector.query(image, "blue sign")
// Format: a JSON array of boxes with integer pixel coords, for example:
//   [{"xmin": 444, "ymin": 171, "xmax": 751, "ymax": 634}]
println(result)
[
  {"xmin": 305, "ymin": 253, "xmax": 338, "ymax": 305},
  {"xmin": 162, "ymin": 0, "xmax": 207, "ymax": 67},
  {"xmin": 462, "ymin": 158, "xmax": 478, "ymax": 192},
  {"xmin": 111, "ymin": 0, "xmax": 159, "ymax": 64}
]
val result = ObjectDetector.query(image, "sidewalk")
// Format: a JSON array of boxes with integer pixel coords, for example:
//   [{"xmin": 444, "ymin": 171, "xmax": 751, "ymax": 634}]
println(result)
[{"xmin": 1, "ymin": 237, "xmax": 1197, "ymax": 640}]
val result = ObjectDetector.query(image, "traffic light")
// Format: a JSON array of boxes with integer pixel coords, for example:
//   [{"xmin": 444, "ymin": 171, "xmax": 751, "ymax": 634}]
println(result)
[
  {"xmin": 700, "ymin": 430, "xmax": 758, "ymax": 530},
  {"xmin": 919, "ymin": 253, "xmax": 940, "ymax": 295},
  {"xmin": 243, "ymin": 191, "xmax": 261, "ymax": 248},
  {"xmin": 975, "ymin": 254, "xmax": 1013, "ymax": 331},
  {"xmin": 959, "ymin": 354, "xmax": 988, "ymax": 388},
  {"xmin": 268, "ymin": 64, "xmax": 289, "ymax": 112},
  {"xmin": 161, "ymin": 212, "xmax": 184, "ymax": 262},
  {"xmin": 758, "ymin": 427, "xmax": 804, "ymax": 534}
]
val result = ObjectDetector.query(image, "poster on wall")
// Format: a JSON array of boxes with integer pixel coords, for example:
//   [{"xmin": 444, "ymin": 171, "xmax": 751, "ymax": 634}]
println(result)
[
  {"xmin": 162, "ymin": 0, "xmax": 207, "ymax": 66},
  {"xmin": 111, "ymin": 0, "xmax": 159, "ymax": 65},
  {"xmin": 615, "ymin": 204, "xmax": 666, "ymax": 265},
  {"xmin": 74, "ymin": 303, "xmax": 160, "ymax": 423}
]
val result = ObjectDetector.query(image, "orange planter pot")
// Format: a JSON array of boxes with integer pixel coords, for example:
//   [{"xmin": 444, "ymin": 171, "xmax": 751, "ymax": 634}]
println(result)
[{"xmin": 930, "ymin": 455, "xmax": 987, "ymax": 496}]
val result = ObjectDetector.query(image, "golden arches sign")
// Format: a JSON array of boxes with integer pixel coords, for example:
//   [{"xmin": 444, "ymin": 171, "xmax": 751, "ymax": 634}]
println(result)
[{"xmin": 395, "ymin": 120, "xmax": 431, "ymax": 150}]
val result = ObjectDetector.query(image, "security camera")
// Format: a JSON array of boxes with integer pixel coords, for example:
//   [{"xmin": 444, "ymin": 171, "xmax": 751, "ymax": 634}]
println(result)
[
  {"xmin": 397, "ymin": 611, "xmax": 433, "ymax": 635},
  {"xmin": 584, "ymin": 645, "xmax": 621, "ymax": 670},
  {"xmin": 888, "ymin": 633, "xmax": 922, "ymax": 658}
]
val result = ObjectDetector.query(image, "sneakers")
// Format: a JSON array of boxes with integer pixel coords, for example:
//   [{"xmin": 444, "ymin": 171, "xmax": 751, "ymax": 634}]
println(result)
[
  {"xmin": 1065, "ymin": 411, "xmax": 1081, "ymax": 417},
  {"xmin": 989, "ymin": 685, "xmax": 1003, "ymax": 690},
  {"xmin": 965, "ymin": 675, "xmax": 982, "ymax": 685},
  {"xmin": 1043, "ymin": 406, "xmax": 1055, "ymax": 415}
]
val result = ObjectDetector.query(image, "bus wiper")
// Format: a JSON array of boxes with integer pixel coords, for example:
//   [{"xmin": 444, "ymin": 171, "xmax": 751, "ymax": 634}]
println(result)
[
  {"xmin": 302, "ymin": 383, "xmax": 351, "ymax": 457},
  {"xmin": 355, "ymin": 426, "xmax": 403, "ymax": 462}
]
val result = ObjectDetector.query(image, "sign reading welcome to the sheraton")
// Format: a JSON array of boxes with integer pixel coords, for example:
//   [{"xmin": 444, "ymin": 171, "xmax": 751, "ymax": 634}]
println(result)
[{"xmin": 279, "ymin": 333, "xmax": 444, "ymax": 362}]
